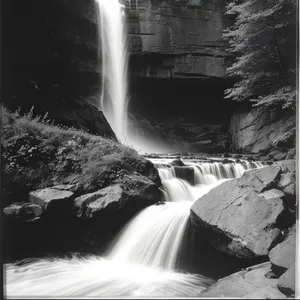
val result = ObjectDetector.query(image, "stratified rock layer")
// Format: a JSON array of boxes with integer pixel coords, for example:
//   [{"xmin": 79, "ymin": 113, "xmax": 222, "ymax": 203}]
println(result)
[{"xmin": 128, "ymin": 0, "xmax": 229, "ymax": 79}]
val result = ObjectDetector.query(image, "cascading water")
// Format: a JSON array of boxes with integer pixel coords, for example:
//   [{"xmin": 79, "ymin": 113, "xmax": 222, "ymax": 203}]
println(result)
[
  {"xmin": 95, "ymin": 0, "xmax": 129, "ymax": 142},
  {"xmin": 5, "ymin": 158, "xmax": 264, "ymax": 297}
]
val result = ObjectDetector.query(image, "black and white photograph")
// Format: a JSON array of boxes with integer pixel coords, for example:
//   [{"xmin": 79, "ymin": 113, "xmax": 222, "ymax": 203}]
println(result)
[{"xmin": 1, "ymin": 0, "xmax": 298, "ymax": 298}]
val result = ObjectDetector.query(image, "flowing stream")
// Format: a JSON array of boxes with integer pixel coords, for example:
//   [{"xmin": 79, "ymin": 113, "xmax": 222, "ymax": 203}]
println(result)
[{"xmin": 5, "ymin": 159, "xmax": 263, "ymax": 298}]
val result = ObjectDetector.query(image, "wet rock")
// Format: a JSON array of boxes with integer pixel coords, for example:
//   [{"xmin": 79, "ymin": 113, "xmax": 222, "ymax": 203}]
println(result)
[
  {"xmin": 274, "ymin": 159, "xmax": 296, "ymax": 174},
  {"xmin": 3, "ymin": 204, "xmax": 22, "ymax": 217},
  {"xmin": 222, "ymin": 158, "xmax": 234, "ymax": 164},
  {"xmin": 74, "ymin": 176, "xmax": 161, "ymax": 222},
  {"xmin": 277, "ymin": 265, "xmax": 295, "ymax": 297},
  {"xmin": 269, "ymin": 225, "xmax": 296, "ymax": 272},
  {"xmin": 190, "ymin": 166, "xmax": 287, "ymax": 259},
  {"xmin": 269, "ymin": 149, "xmax": 281, "ymax": 158},
  {"xmin": 285, "ymin": 149, "xmax": 296, "ymax": 160},
  {"xmin": 223, "ymin": 153, "xmax": 231, "ymax": 158},
  {"xmin": 4, "ymin": 203, "xmax": 43, "ymax": 221},
  {"xmin": 74, "ymin": 185, "xmax": 124, "ymax": 219},
  {"xmin": 200, "ymin": 262, "xmax": 286, "ymax": 298},
  {"xmin": 233, "ymin": 154, "xmax": 243, "ymax": 159},
  {"xmin": 277, "ymin": 173, "xmax": 296, "ymax": 191},
  {"xmin": 29, "ymin": 188, "xmax": 74, "ymax": 209},
  {"xmin": 170, "ymin": 159, "xmax": 185, "ymax": 166},
  {"xmin": 244, "ymin": 286, "xmax": 287, "ymax": 299},
  {"xmin": 29, "ymin": 188, "xmax": 75, "ymax": 216},
  {"xmin": 238, "ymin": 165, "xmax": 281, "ymax": 193},
  {"xmin": 174, "ymin": 166, "xmax": 195, "ymax": 185},
  {"xmin": 273, "ymin": 152, "xmax": 286, "ymax": 161}
]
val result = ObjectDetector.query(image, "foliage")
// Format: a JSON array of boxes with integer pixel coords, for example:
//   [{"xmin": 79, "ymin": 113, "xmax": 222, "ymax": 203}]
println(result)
[
  {"xmin": 1, "ymin": 106, "xmax": 149, "ymax": 203},
  {"xmin": 223, "ymin": 0, "xmax": 297, "ymax": 109}
]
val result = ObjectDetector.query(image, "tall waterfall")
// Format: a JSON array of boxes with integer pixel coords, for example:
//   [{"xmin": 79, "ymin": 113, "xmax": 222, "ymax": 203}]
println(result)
[{"xmin": 96, "ymin": 0, "xmax": 129, "ymax": 142}]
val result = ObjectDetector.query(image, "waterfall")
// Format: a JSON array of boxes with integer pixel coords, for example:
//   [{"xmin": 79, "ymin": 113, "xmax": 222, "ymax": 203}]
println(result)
[
  {"xmin": 5, "ymin": 159, "xmax": 264, "ymax": 297},
  {"xmin": 107, "ymin": 202, "xmax": 191, "ymax": 269},
  {"xmin": 95, "ymin": 0, "xmax": 129, "ymax": 142}
]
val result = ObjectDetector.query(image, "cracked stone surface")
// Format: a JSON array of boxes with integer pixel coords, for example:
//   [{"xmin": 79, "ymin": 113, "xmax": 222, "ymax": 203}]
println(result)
[
  {"xmin": 190, "ymin": 165, "xmax": 288, "ymax": 259},
  {"xmin": 199, "ymin": 262, "xmax": 287, "ymax": 298}
]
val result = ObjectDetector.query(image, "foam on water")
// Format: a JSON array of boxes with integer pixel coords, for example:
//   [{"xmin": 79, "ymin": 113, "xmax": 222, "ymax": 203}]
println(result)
[
  {"xmin": 5, "ymin": 159, "xmax": 264, "ymax": 297},
  {"xmin": 5, "ymin": 256, "xmax": 213, "ymax": 297}
]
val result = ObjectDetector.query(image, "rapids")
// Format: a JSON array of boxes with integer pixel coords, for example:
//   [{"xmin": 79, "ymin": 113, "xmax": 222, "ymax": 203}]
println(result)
[{"xmin": 5, "ymin": 159, "xmax": 264, "ymax": 298}]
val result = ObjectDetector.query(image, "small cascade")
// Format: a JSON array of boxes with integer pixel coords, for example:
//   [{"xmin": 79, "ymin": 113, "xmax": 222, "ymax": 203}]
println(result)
[
  {"xmin": 107, "ymin": 202, "xmax": 191, "ymax": 269},
  {"xmin": 5, "ymin": 157, "xmax": 263, "ymax": 297}
]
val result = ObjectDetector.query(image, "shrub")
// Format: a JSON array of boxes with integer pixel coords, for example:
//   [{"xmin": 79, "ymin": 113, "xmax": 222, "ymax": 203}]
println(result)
[{"xmin": 1, "ymin": 106, "xmax": 149, "ymax": 204}]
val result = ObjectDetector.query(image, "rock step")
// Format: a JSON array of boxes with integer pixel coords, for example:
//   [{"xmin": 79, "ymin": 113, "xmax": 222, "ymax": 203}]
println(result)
[{"xmin": 199, "ymin": 262, "xmax": 287, "ymax": 298}]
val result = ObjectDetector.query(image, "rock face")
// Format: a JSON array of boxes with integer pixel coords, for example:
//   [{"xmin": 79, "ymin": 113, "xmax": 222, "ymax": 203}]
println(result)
[
  {"xmin": 229, "ymin": 108, "xmax": 296, "ymax": 154},
  {"xmin": 128, "ymin": 112, "xmax": 230, "ymax": 153},
  {"xmin": 3, "ymin": 0, "xmax": 117, "ymax": 138},
  {"xmin": 48, "ymin": 100, "xmax": 117, "ymax": 139},
  {"xmin": 190, "ymin": 162, "xmax": 296, "ymax": 260},
  {"xmin": 199, "ymin": 262, "xmax": 287, "ymax": 298},
  {"xmin": 3, "ymin": 0, "xmax": 233, "ymax": 143},
  {"xmin": 128, "ymin": 0, "xmax": 230, "ymax": 79}
]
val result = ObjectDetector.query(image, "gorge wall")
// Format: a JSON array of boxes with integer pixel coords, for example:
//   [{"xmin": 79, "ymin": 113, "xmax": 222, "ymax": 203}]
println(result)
[
  {"xmin": 127, "ymin": 0, "xmax": 229, "ymax": 79},
  {"xmin": 2, "ymin": 0, "xmax": 116, "ymax": 137},
  {"xmin": 2, "ymin": 0, "xmax": 294, "ymax": 153}
]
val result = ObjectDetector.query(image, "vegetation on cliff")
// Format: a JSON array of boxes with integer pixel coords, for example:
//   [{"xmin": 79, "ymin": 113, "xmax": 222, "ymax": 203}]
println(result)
[
  {"xmin": 224, "ymin": 0, "xmax": 297, "ymax": 109},
  {"xmin": 1, "ymin": 106, "xmax": 159, "ymax": 206}
]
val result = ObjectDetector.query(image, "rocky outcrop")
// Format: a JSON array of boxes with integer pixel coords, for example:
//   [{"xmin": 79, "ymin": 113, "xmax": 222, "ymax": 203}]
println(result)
[
  {"xmin": 229, "ymin": 108, "xmax": 296, "ymax": 154},
  {"xmin": 3, "ymin": 175, "xmax": 162, "ymax": 261},
  {"xmin": 48, "ymin": 100, "xmax": 117, "ymax": 139},
  {"xmin": 200, "ymin": 225, "xmax": 297, "ymax": 298},
  {"xmin": 199, "ymin": 262, "xmax": 287, "ymax": 298},
  {"xmin": 3, "ymin": 0, "xmax": 118, "ymax": 139},
  {"xmin": 190, "ymin": 161, "xmax": 296, "ymax": 260},
  {"xmin": 74, "ymin": 177, "xmax": 161, "ymax": 221}
]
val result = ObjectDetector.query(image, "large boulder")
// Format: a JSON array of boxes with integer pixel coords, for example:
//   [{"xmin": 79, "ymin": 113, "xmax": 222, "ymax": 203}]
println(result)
[
  {"xmin": 74, "ymin": 185, "xmax": 124, "ymax": 219},
  {"xmin": 190, "ymin": 165, "xmax": 294, "ymax": 259},
  {"xmin": 74, "ymin": 176, "xmax": 161, "ymax": 223},
  {"xmin": 29, "ymin": 187, "xmax": 75, "ymax": 216},
  {"xmin": 174, "ymin": 166, "xmax": 195, "ymax": 185},
  {"xmin": 199, "ymin": 262, "xmax": 287, "ymax": 298}
]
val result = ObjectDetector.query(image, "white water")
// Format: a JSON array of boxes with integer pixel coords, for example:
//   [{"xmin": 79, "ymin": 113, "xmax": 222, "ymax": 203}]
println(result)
[
  {"xmin": 107, "ymin": 202, "xmax": 191, "ymax": 269},
  {"xmin": 96, "ymin": 0, "xmax": 129, "ymax": 142},
  {"xmin": 5, "ymin": 159, "xmax": 263, "ymax": 298}
]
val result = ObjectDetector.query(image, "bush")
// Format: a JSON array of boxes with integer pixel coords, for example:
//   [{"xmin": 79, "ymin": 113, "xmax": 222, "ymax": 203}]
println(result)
[{"xmin": 1, "ymin": 106, "xmax": 151, "ymax": 204}]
